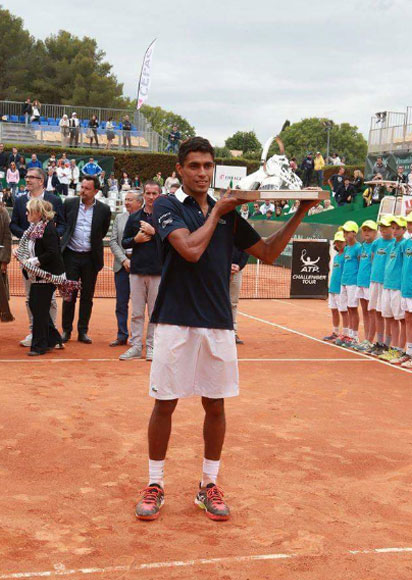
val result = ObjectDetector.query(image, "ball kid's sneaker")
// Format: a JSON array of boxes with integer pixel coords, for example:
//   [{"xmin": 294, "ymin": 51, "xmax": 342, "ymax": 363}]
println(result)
[{"xmin": 195, "ymin": 483, "xmax": 230, "ymax": 521}]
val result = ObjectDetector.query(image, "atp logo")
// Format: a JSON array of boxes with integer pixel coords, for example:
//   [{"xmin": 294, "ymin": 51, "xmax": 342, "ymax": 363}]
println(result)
[{"xmin": 300, "ymin": 249, "xmax": 320, "ymax": 273}]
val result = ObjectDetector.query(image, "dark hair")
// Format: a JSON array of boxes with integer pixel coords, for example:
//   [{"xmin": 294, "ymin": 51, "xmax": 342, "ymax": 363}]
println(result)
[
  {"xmin": 143, "ymin": 180, "xmax": 162, "ymax": 194},
  {"xmin": 82, "ymin": 175, "xmax": 100, "ymax": 190},
  {"xmin": 27, "ymin": 167, "xmax": 46, "ymax": 185},
  {"xmin": 178, "ymin": 136, "xmax": 214, "ymax": 165}
]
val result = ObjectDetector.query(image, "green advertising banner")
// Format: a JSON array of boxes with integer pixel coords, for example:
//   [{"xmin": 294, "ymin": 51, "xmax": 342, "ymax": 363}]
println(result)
[{"xmin": 366, "ymin": 152, "xmax": 412, "ymax": 180}]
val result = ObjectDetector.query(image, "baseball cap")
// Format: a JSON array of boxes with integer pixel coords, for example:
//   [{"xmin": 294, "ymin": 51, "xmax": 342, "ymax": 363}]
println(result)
[
  {"xmin": 405, "ymin": 212, "xmax": 412, "ymax": 223},
  {"xmin": 361, "ymin": 219, "xmax": 378, "ymax": 231},
  {"xmin": 378, "ymin": 214, "xmax": 394, "ymax": 227},
  {"xmin": 390, "ymin": 215, "xmax": 407, "ymax": 228},
  {"xmin": 339, "ymin": 220, "xmax": 359, "ymax": 233},
  {"xmin": 333, "ymin": 231, "xmax": 345, "ymax": 242}
]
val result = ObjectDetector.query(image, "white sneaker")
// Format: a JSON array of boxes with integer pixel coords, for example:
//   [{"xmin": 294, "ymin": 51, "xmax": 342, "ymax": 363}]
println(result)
[
  {"xmin": 119, "ymin": 346, "xmax": 142, "ymax": 360},
  {"xmin": 146, "ymin": 347, "xmax": 153, "ymax": 361},
  {"xmin": 20, "ymin": 334, "xmax": 32, "ymax": 347}
]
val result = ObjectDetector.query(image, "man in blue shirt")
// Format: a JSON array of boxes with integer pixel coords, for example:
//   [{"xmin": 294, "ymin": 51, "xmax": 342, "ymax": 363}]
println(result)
[
  {"xmin": 135, "ymin": 136, "xmax": 318, "ymax": 522},
  {"xmin": 27, "ymin": 154, "xmax": 42, "ymax": 169},
  {"xmin": 82, "ymin": 157, "xmax": 102, "ymax": 177}
]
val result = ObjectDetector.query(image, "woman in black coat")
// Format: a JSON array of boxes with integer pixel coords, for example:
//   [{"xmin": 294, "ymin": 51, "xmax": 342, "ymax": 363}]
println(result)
[
  {"xmin": 88, "ymin": 115, "xmax": 99, "ymax": 147},
  {"xmin": 23, "ymin": 198, "xmax": 65, "ymax": 355}
]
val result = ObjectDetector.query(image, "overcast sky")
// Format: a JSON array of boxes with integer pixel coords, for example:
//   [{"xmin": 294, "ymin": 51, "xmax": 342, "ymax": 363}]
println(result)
[{"xmin": 6, "ymin": 0, "xmax": 412, "ymax": 146}]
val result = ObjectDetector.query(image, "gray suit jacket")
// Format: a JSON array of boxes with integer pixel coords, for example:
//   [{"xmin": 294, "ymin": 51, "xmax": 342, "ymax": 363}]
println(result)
[{"xmin": 110, "ymin": 212, "xmax": 129, "ymax": 273}]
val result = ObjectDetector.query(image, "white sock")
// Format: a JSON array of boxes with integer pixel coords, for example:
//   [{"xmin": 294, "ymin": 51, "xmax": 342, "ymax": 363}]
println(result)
[
  {"xmin": 343, "ymin": 327, "xmax": 349, "ymax": 336},
  {"xmin": 148, "ymin": 459, "xmax": 165, "ymax": 488},
  {"xmin": 407, "ymin": 343, "xmax": 412, "ymax": 356},
  {"xmin": 348, "ymin": 329, "xmax": 354, "ymax": 338},
  {"xmin": 201, "ymin": 458, "xmax": 220, "ymax": 487},
  {"xmin": 333, "ymin": 326, "xmax": 339, "ymax": 334},
  {"xmin": 352, "ymin": 330, "xmax": 359, "ymax": 339}
]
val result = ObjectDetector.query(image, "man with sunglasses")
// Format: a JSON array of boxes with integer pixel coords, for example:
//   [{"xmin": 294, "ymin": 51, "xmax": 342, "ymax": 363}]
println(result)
[{"xmin": 10, "ymin": 167, "xmax": 65, "ymax": 347}]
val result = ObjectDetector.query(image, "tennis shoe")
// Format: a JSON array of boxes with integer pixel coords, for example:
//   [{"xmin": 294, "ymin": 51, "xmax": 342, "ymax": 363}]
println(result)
[
  {"xmin": 401, "ymin": 358, "xmax": 412, "ymax": 369},
  {"xmin": 323, "ymin": 332, "xmax": 338, "ymax": 342},
  {"xmin": 390, "ymin": 353, "xmax": 410, "ymax": 365},
  {"xmin": 195, "ymin": 483, "xmax": 230, "ymax": 521},
  {"xmin": 370, "ymin": 343, "xmax": 387, "ymax": 357},
  {"xmin": 378, "ymin": 348, "xmax": 400, "ymax": 361},
  {"xmin": 353, "ymin": 339, "xmax": 372, "ymax": 352},
  {"xmin": 334, "ymin": 334, "xmax": 349, "ymax": 346},
  {"xmin": 135, "ymin": 484, "xmax": 164, "ymax": 520},
  {"xmin": 342, "ymin": 337, "xmax": 358, "ymax": 348}
]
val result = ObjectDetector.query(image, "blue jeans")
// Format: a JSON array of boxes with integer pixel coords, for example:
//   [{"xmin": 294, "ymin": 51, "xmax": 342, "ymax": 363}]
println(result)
[
  {"xmin": 315, "ymin": 170, "xmax": 324, "ymax": 187},
  {"xmin": 166, "ymin": 142, "xmax": 178, "ymax": 154},
  {"xmin": 114, "ymin": 267, "xmax": 130, "ymax": 341}
]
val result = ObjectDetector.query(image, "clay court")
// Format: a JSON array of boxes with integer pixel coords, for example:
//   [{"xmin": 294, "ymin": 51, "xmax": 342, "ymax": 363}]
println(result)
[{"xmin": 1, "ymin": 296, "xmax": 412, "ymax": 580}]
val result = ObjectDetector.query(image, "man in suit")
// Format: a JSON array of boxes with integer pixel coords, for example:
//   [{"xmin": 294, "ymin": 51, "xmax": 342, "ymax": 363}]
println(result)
[
  {"xmin": 10, "ymin": 167, "xmax": 65, "ymax": 346},
  {"xmin": 61, "ymin": 175, "xmax": 111, "ymax": 343},
  {"xmin": 109, "ymin": 190, "xmax": 143, "ymax": 346}
]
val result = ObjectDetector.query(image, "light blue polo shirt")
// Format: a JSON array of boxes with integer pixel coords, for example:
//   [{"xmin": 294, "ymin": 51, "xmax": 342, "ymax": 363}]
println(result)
[
  {"xmin": 401, "ymin": 239, "xmax": 412, "ymax": 298},
  {"xmin": 370, "ymin": 237, "xmax": 394, "ymax": 284},
  {"xmin": 383, "ymin": 239, "xmax": 405, "ymax": 291},
  {"xmin": 329, "ymin": 252, "xmax": 345, "ymax": 294},
  {"xmin": 341, "ymin": 242, "xmax": 361, "ymax": 286},
  {"xmin": 357, "ymin": 241, "xmax": 373, "ymax": 288}
]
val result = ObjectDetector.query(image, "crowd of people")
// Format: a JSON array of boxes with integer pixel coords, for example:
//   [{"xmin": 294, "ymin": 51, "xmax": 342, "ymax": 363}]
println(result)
[{"xmin": 325, "ymin": 215, "xmax": 412, "ymax": 369}]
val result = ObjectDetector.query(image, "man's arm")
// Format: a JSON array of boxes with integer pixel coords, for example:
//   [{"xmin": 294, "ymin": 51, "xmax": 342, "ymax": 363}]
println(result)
[
  {"xmin": 245, "ymin": 201, "xmax": 318, "ymax": 264},
  {"xmin": 110, "ymin": 215, "xmax": 128, "ymax": 263},
  {"xmin": 102, "ymin": 206, "xmax": 111, "ymax": 239},
  {"xmin": 51, "ymin": 195, "xmax": 66, "ymax": 237}
]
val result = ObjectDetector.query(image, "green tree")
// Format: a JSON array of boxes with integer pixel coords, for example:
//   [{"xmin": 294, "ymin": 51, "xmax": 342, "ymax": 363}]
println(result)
[
  {"xmin": 138, "ymin": 104, "xmax": 196, "ymax": 140},
  {"xmin": 224, "ymin": 130, "xmax": 262, "ymax": 156},
  {"xmin": 276, "ymin": 118, "xmax": 367, "ymax": 164}
]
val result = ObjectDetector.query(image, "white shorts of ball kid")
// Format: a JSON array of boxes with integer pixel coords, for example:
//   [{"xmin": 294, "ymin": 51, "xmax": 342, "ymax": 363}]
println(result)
[
  {"xmin": 381, "ymin": 288, "xmax": 405, "ymax": 320},
  {"xmin": 356, "ymin": 286, "xmax": 370, "ymax": 301},
  {"xmin": 328, "ymin": 292, "xmax": 345, "ymax": 310},
  {"xmin": 368, "ymin": 282, "xmax": 384, "ymax": 312},
  {"xmin": 339, "ymin": 284, "xmax": 359, "ymax": 311},
  {"xmin": 401, "ymin": 297, "xmax": 412, "ymax": 313},
  {"xmin": 149, "ymin": 324, "xmax": 239, "ymax": 400}
]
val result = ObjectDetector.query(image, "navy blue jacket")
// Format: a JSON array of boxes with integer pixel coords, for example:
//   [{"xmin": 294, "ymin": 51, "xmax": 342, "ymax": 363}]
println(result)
[
  {"xmin": 122, "ymin": 208, "xmax": 162, "ymax": 275},
  {"xmin": 9, "ymin": 192, "xmax": 66, "ymax": 239}
]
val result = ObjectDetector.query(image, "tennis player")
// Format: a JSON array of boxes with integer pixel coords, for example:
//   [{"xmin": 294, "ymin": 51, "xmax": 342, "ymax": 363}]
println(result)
[{"xmin": 135, "ymin": 137, "xmax": 318, "ymax": 521}]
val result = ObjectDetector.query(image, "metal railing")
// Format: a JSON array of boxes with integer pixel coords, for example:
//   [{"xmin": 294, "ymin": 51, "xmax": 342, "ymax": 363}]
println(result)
[{"xmin": 368, "ymin": 123, "xmax": 412, "ymax": 154}]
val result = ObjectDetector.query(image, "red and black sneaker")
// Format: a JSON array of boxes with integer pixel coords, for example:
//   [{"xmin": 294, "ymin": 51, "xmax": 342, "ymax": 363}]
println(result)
[
  {"xmin": 195, "ymin": 483, "xmax": 230, "ymax": 521},
  {"xmin": 135, "ymin": 484, "xmax": 164, "ymax": 521}
]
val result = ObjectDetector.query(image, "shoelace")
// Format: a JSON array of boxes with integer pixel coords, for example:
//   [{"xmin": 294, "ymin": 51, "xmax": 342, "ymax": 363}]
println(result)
[
  {"xmin": 206, "ymin": 485, "xmax": 225, "ymax": 505},
  {"xmin": 139, "ymin": 486, "xmax": 162, "ymax": 505}
]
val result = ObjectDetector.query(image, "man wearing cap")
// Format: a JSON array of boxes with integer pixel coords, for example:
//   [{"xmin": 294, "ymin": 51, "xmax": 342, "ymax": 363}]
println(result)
[
  {"xmin": 69, "ymin": 113, "xmax": 80, "ymax": 148},
  {"xmin": 353, "ymin": 220, "xmax": 378, "ymax": 352},
  {"xmin": 335, "ymin": 221, "xmax": 361, "ymax": 348},
  {"xmin": 314, "ymin": 152, "xmax": 325, "ymax": 188}
]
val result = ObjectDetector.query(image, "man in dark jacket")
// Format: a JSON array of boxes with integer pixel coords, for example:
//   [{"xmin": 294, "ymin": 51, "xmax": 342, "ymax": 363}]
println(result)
[
  {"xmin": 22, "ymin": 98, "xmax": 32, "ymax": 125},
  {"xmin": 335, "ymin": 178, "xmax": 356, "ymax": 206},
  {"xmin": 301, "ymin": 153, "xmax": 314, "ymax": 187},
  {"xmin": 60, "ymin": 175, "xmax": 111, "ymax": 343}
]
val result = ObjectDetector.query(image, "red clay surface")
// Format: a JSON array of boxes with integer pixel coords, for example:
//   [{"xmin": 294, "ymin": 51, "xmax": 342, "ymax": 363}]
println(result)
[{"xmin": 0, "ymin": 297, "xmax": 411, "ymax": 579}]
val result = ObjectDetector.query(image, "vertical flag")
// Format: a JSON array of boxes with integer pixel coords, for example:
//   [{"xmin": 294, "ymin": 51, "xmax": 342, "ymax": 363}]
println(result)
[{"xmin": 136, "ymin": 39, "xmax": 157, "ymax": 110}]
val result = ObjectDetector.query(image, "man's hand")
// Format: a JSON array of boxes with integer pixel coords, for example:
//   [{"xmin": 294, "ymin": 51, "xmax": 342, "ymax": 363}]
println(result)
[
  {"xmin": 134, "ymin": 231, "xmax": 151, "ymax": 244},
  {"xmin": 298, "ymin": 199, "xmax": 321, "ymax": 214},
  {"xmin": 139, "ymin": 221, "xmax": 155, "ymax": 236},
  {"xmin": 231, "ymin": 263, "xmax": 240, "ymax": 275},
  {"xmin": 122, "ymin": 258, "xmax": 131, "ymax": 272},
  {"xmin": 0, "ymin": 262, "xmax": 7, "ymax": 274},
  {"xmin": 213, "ymin": 190, "xmax": 249, "ymax": 218}
]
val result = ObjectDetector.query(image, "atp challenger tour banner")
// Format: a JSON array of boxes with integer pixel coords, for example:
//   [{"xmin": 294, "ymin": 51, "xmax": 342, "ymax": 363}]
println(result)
[{"xmin": 290, "ymin": 240, "xmax": 329, "ymax": 298}]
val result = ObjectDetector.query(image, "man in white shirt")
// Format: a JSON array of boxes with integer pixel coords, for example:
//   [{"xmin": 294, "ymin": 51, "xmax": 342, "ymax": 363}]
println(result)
[{"xmin": 260, "ymin": 200, "xmax": 275, "ymax": 215}]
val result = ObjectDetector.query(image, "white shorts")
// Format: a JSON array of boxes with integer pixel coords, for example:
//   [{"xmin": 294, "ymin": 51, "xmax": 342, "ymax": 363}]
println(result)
[
  {"xmin": 381, "ymin": 289, "xmax": 405, "ymax": 320},
  {"xmin": 356, "ymin": 286, "xmax": 370, "ymax": 301},
  {"xmin": 368, "ymin": 282, "xmax": 383, "ymax": 312},
  {"xmin": 328, "ymin": 293, "xmax": 345, "ymax": 310},
  {"xmin": 149, "ymin": 324, "xmax": 239, "ymax": 400},
  {"xmin": 401, "ymin": 297, "xmax": 412, "ymax": 313},
  {"xmin": 339, "ymin": 285, "xmax": 359, "ymax": 310}
]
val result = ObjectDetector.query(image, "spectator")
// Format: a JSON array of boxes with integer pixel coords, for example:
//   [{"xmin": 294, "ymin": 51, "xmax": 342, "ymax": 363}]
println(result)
[
  {"xmin": 0, "ymin": 143, "xmax": 7, "ymax": 171},
  {"xmin": 251, "ymin": 202, "xmax": 261, "ymax": 216},
  {"xmin": 372, "ymin": 157, "xmax": 387, "ymax": 179},
  {"xmin": 260, "ymin": 200, "xmax": 275, "ymax": 215},
  {"xmin": 8, "ymin": 147, "xmax": 19, "ymax": 167},
  {"xmin": 27, "ymin": 154, "xmax": 42, "ymax": 169},
  {"xmin": 31, "ymin": 99, "xmax": 41, "ymax": 123},
  {"xmin": 69, "ymin": 113, "xmax": 80, "ymax": 147},
  {"xmin": 22, "ymin": 98, "xmax": 33, "ymax": 126},
  {"xmin": 275, "ymin": 206, "xmax": 282, "ymax": 217},
  {"xmin": 352, "ymin": 169, "xmax": 364, "ymax": 194},
  {"xmin": 301, "ymin": 153, "xmax": 314, "ymax": 187},
  {"xmin": 60, "ymin": 175, "xmax": 111, "ymax": 344},
  {"xmin": 69, "ymin": 159, "xmax": 80, "ymax": 193},
  {"xmin": 289, "ymin": 157, "xmax": 298, "ymax": 172},
  {"xmin": 17, "ymin": 156, "xmax": 27, "ymax": 180},
  {"xmin": 164, "ymin": 171, "xmax": 180, "ymax": 193},
  {"xmin": 328, "ymin": 166, "xmax": 345, "ymax": 198},
  {"xmin": 153, "ymin": 171, "xmax": 164, "ymax": 187},
  {"xmin": 122, "ymin": 115, "xmax": 132, "ymax": 149},
  {"xmin": 120, "ymin": 171, "xmax": 132, "ymax": 191},
  {"xmin": 16, "ymin": 184, "xmax": 26, "ymax": 198},
  {"xmin": 169, "ymin": 183, "xmax": 180, "ymax": 195},
  {"xmin": 82, "ymin": 157, "xmax": 102, "ymax": 176},
  {"xmin": 0, "ymin": 200, "xmax": 13, "ymax": 322},
  {"xmin": 99, "ymin": 170, "xmax": 109, "ymax": 197},
  {"xmin": 56, "ymin": 159, "xmax": 70, "ymax": 196},
  {"xmin": 45, "ymin": 167, "xmax": 59, "ymax": 194},
  {"xmin": 331, "ymin": 153, "xmax": 342, "ymax": 166},
  {"xmin": 133, "ymin": 174, "xmax": 141, "ymax": 188},
  {"xmin": 322, "ymin": 199, "xmax": 334, "ymax": 212},
  {"xmin": 105, "ymin": 117, "xmax": 115, "ymax": 149},
  {"xmin": 59, "ymin": 115, "xmax": 70, "ymax": 147},
  {"xmin": 407, "ymin": 164, "xmax": 412, "ymax": 193},
  {"xmin": 288, "ymin": 200, "xmax": 300, "ymax": 214},
  {"xmin": 47, "ymin": 153, "xmax": 57, "ymax": 168},
  {"xmin": 240, "ymin": 203, "xmax": 249, "ymax": 219},
  {"xmin": 108, "ymin": 172, "xmax": 119, "ymax": 192},
  {"xmin": 363, "ymin": 175, "xmax": 386, "ymax": 206},
  {"xmin": 120, "ymin": 181, "xmax": 162, "ymax": 361},
  {"xmin": 2, "ymin": 189, "xmax": 13, "ymax": 208},
  {"xmin": 314, "ymin": 152, "xmax": 325, "ymax": 187},
  {"xmin": 341, "ymin": 156, "xmax": 346, "ymax": 165},
  {"xmin": 6, "ymin": 162, "xmax": 20, "ymax": 202},
  {"xmin": 335, "ymin": 177, "xmax": 355, "ymax": 206},
  {"xmin": 166, "ymin": 125, "xmax": 181, "ymax": 154},
  {"xmin": 109, "ymin": 190, "xmax": 143, "ymax": 347},
  {"xmin": 87, "ymin": 115, "xmax": 99, "ymax": 147}
]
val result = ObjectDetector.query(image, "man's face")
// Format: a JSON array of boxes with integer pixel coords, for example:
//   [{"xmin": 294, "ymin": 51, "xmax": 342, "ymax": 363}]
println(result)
[
  {"xmin": 344, "ymin": 179, "xmax": 350, "ymax": 187},
  {"xmin": 80, "ymin": 179, "xmax": 97, "ymax": 204},
  {"xmin": 169, "ymin": 184, "xmax": 179, "ymax": 195},
  {"xmin": 398, "ymin": 166, "xmax": 404, "ymax": 173},
  {"xmin": 26, "ymin": 171, "xmax": 43, "ymax": 192},
  {"xmin": 266, "ymin": 211, "xmax": 273, "ymax": 219},
  {"xmin": 176, "ymin": 152, "xmax": 214, "ymax": 195},
  {"xmin": 31, "ymin": 154, "xmax": 36, "ymax": 161},
  {"xmin": 338, "ymin": 167, "xmax": 344, "ymax": 175},
  {"xmin": 143, "ymin": 185, "xmax": 161, "ymax": 210},
  {"xmin": 89, "ymin": 158, "xmax": 94, "ymax": 163},
  {"xmin": 361, "ymin": 227, "xmax": 376, "ymax": 243},
  {"xmin": 12, "ymin": 148, "xmax": 17, "ymax": 155},
  {"xmin": 379, "ymin": 225, "xmax": 393, "ymax": 240},
  {"xmin": 124, "ymin": 193, "xmax": 142, "ymax": 214},
  {"xmin": 0, "ymin": 144, "xmax": 4, "ymax": 152}
]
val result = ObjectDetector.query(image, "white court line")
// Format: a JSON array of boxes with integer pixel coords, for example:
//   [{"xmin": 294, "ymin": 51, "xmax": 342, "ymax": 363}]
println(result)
[
  {"xmin": 0, "ymin": 357, "xmax": 374, "ymax": 364},
  {"xmin": 239, "ymin": 311, "xmax": 412, "ymax": 375},
  {"xmin": 0, "ymin": 547, "xmax": 411, "ymax": 578}
]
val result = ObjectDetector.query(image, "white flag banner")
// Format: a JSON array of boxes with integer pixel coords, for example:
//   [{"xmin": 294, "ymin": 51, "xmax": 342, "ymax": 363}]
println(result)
[{"xmin": 136, "ymin": 39, "xmax": 157, "ymax": 110}]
